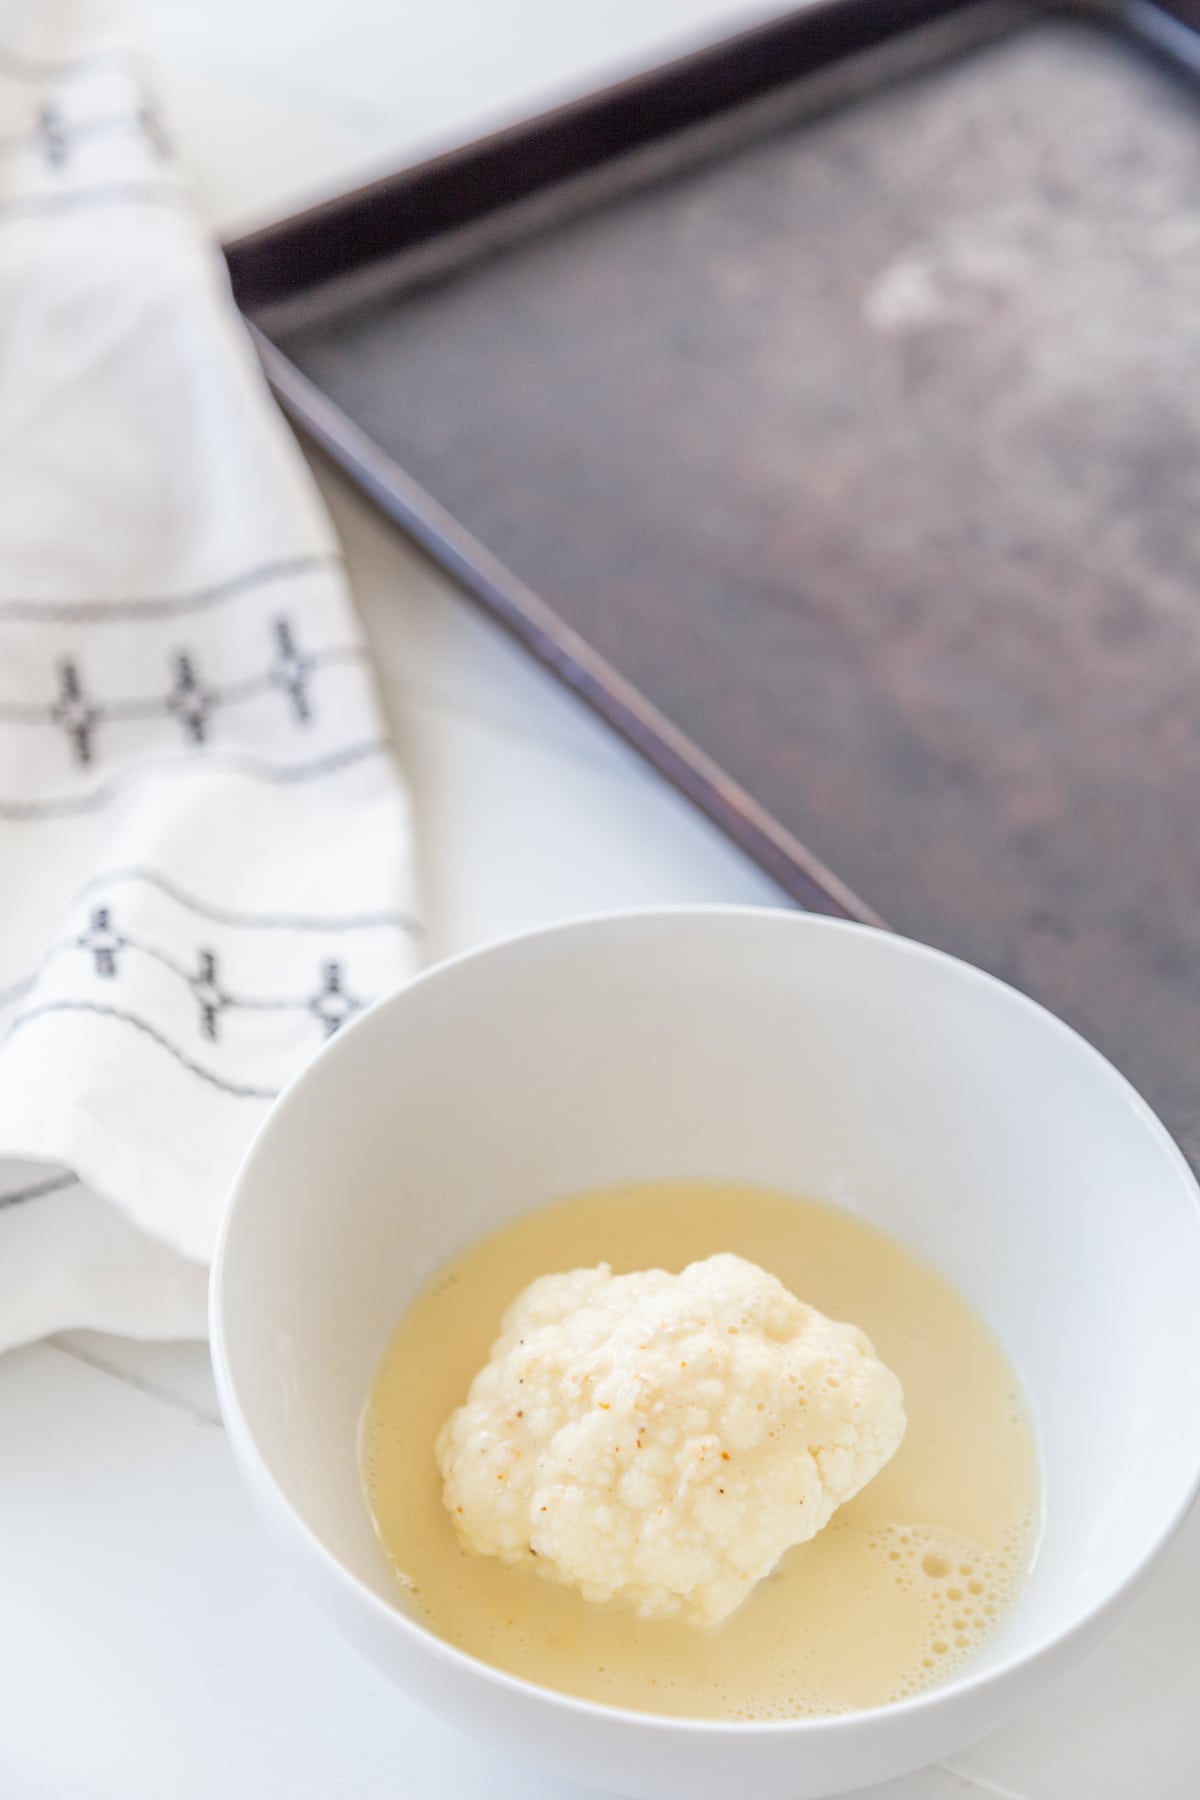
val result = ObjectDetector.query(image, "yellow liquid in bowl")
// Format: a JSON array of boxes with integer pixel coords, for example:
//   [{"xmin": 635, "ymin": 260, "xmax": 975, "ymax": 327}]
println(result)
[{"xmin": 362, "ymin": 1182, "xmax": 1039, "ymax": 1720}]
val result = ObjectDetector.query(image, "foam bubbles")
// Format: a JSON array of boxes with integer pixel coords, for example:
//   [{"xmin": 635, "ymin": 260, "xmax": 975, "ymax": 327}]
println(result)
[{"xmin": 866, "ymin": 1512, "xmax": 1035, "ymax": 1702}]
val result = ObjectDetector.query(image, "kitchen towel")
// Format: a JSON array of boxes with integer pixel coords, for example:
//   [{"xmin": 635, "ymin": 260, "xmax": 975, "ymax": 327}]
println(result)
[{"xmin": 0, "ymin": 2, "xmax": 421, "ymax": 1351}]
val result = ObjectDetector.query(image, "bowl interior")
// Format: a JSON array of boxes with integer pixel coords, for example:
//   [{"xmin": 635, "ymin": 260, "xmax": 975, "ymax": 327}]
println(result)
[{"xmin": 217, "ymin": 912, "xmax": 1200, "ymax": 1684}]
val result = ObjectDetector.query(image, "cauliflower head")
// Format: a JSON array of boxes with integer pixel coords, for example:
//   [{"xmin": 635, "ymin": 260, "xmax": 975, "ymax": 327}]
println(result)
[{"xmin": 436, "ymin": 1252, "xmax": 905, "ymax": 1627}]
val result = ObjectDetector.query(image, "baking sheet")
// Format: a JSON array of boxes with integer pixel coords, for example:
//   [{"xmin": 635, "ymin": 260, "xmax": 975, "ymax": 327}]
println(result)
[{"xmin": 237, "ymin": 2, "xmax": 1200, "ymax": 1163}]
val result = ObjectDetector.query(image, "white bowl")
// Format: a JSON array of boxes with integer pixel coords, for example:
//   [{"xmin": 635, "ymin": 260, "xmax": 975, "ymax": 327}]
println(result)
[{"xmin": 211, "ymin": 910, "xmax": 1200, "ymax": 1800}]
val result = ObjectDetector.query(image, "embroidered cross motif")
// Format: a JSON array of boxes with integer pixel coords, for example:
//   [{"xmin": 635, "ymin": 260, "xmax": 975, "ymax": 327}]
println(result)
[
  {"xmin": 309, "ymin": 961, "xmax": 358, "ymax": 1037},
  {"xmin": 190, "ymin": 950, "xmax": 226, "ymax": 1041},
  {"xmin": 51, "ymin": 661, "xmax": 100, "ymax": 764},
  {"xmin": 78, "ymin": 907, "xmax": 125, "ymax": 977},
  {"xmin": 37, "ymin": 105, "xmax": 67, "ymax": 167},
  {"xmin": 269, "ymin": 618, "xmax": 314, "ymax": 725},
  {"xmin": 167, "ymin": 653, "xmax": 213, "ymax": 746}
]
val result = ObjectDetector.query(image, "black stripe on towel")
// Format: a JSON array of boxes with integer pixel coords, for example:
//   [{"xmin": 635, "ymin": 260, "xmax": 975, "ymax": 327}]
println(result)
[
  {"xmin": 0, "ymin": 553, "xmax": 343, "ymax": 625},
  {"xmin": 3, "ymin": 1002, "xmax": 278, "ymax": 1099},
  {"xmin": 72, "ymin": 866, "xmax": 419, "ymax": 935},
  {"xmin": 0, "ymin": 738, "xmax": 390, "ymax": 820}
]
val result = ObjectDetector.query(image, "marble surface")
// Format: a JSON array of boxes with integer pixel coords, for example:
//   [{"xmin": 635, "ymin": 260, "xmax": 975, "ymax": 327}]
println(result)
[{"xmin": 2, "ymin": 3, "xmax": 1195, "ymax": 1794}]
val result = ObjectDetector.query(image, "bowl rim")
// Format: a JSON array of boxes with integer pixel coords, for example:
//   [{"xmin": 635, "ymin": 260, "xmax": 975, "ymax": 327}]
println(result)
[{"xmin": 211, "ymin": 904, "xmax": 1200, "ymax": 1738}]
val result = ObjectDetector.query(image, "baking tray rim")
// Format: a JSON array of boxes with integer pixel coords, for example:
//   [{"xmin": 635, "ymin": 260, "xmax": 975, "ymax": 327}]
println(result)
[{"xmin": 224, "ymin": 0, "xmax": 1200, "ymax": 930}]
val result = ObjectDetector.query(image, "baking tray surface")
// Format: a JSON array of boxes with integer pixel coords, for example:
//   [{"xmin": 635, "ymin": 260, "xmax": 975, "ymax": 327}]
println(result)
[{"xmin": 232, "ymin": 2, "xmax": 1200, "ymax": 1163}]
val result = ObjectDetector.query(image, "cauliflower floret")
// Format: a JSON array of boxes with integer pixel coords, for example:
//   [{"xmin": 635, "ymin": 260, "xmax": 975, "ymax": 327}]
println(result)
[{"xmin": 436, "ymin": 1252, "xmax": 905, "ymax": 1627}]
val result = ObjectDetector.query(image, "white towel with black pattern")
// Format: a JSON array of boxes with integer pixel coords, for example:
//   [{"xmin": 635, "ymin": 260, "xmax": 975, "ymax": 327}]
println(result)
[{"xmin": 0, "ymin": 4, "xmax": 421, "ymax": 1350}]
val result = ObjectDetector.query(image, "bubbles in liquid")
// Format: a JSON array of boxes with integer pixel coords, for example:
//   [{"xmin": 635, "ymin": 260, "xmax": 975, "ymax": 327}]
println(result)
[{"xmin": 867, "ymin": 1511, "xmax": 1035, "ymax": 1704}]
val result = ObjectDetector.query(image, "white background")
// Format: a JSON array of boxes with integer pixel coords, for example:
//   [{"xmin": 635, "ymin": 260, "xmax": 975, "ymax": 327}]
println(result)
[{"xmin": 2, "ymin": 3, "xmax": 1197, "ymax": 1795}]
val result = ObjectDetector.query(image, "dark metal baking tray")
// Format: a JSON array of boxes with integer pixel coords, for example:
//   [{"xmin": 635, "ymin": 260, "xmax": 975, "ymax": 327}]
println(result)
[{"xmin": 227, "ymin": 0, "xmax": 1200, "ymax": 1165}]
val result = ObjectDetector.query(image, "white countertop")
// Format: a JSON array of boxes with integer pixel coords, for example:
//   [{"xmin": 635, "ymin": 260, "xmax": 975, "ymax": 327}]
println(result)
[{"xmin": 2, "ymin": 4, "xmax": 1196, "ymax": 1794}]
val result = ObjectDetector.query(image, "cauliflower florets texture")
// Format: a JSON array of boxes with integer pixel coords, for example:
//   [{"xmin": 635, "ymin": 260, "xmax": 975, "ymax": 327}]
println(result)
[{"xmin": 436, "ymin": 1252, "xmax": 905, "ymax": 1626}]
